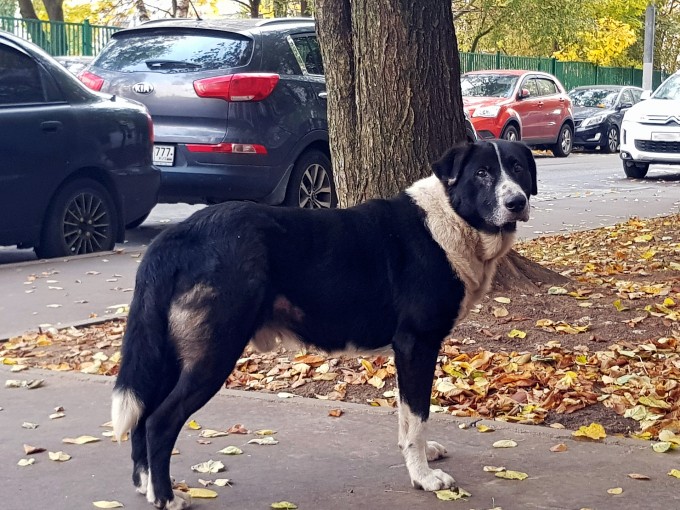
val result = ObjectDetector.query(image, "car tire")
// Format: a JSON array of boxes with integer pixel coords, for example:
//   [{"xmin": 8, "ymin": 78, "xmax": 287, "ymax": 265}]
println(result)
[
  {"xmin": 552, "ymin": 124, "xmax": 573, "ymax": 157},
  {"xmin": 601, "ymin": 126, "xmax": 619, "ymax": 154},
  {"xmin": 35, "ymin": 179, "xmax": 118, "ymax": 259},
  {"xmin": 284, "ymin": 149, "xmax": 337, "ymax": 209},
  {"xmin": 501, "ymin": 125, "xmax": 520, "ymax": 142},
  {"xmin": 126, "ymin": 211, "xmax": 151, "ymax": 229},
  {"xmin": 622, "ymin": 160, "xmax": 649, "ymax": 179}
]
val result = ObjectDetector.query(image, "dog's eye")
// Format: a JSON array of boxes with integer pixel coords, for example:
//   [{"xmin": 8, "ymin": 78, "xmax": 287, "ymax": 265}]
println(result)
[
  {"xmin": 476, "ymin": 168, "xmax": 488, "ymax": 178},
  {"xmin": 513, "ymin": 163, "xmax": 523, "ymax": 173}
]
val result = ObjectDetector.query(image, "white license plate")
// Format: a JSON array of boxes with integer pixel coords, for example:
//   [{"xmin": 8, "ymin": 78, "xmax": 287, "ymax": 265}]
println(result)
[
  {"xmin": 651, "ymin": 132, "xmax": 680, "ymax": 142},
  {"xmin": 153, "ymin": 145, "xmax": 175, "ymax": 166}
]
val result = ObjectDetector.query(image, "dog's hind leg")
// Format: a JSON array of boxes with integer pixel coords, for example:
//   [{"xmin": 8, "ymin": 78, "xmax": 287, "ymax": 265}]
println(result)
[{"xmin": 393, "ymin": 329, "xmax": 456, "ymax": 492}]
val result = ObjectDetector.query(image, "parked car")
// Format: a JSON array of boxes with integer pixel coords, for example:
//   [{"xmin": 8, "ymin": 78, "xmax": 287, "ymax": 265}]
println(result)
[
  {"xmin": 569, "ymin": 85, "xmax": 643, "ymax": 153},
  {"xmin": 620, "ymin": 71, "xmax": 680, "ymax": 178},
  {"xmin": 461, "ymin": 70, "xmax": 574, "ymax": 157},
  {"xmin": 0, "ymin": 31, "xmax": 160, "ymax": 258},
  {"xmin": 54, "ymin": 55, "xmax": 94, "ymax": 75},
  {"xmin": 79, "ymin": 18, "xmax": 336, "ymax": 208}
]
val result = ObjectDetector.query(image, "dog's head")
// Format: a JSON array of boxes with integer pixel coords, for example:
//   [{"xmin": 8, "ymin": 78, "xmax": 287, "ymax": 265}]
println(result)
[{"xmin": 431, "ymin": 140, "xmax": 537, "ymax": 233}]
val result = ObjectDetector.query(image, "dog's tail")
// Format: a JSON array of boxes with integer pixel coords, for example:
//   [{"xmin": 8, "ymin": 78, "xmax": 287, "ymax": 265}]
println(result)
[{"xmin": 112, "ymin": 239, "xmax": 180, "ymax": 442}]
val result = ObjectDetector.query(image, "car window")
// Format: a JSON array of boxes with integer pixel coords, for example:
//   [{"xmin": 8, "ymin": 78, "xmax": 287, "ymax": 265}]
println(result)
[
  {"xmin": 653, "ymin": 73, "xmax": 680, "ymax": 100},
  {"xmin": 461, "ymin": 74, "xmax": 518, "ymax": 98},
  {"xmin": 94, "ymin": 31, "xmax": 253, "ymax": 73},
  {"xmin": 523, "ymin": 78, "xmax": 539, "ymax": 97},
  {"xmin": 0, "ymin": 44, "xmax": 46, "ymax": 104},
  {"xmin": 619, "ymin": 89, "xmax": 634, "ymax": 105},
  {"xmin": 568, "ymin": 88, "xmax": 618, "ymax": 108},
  {"xmin": 536, "ymin": 78, "xmax": 557, "ymax": 96},
  {"xmin": 292, "ymin": 35, "xmax": 324, "ymax": 75},
  {"xmin": 630, "ymin": 88, "xmax": 642, "ymax": 103}
]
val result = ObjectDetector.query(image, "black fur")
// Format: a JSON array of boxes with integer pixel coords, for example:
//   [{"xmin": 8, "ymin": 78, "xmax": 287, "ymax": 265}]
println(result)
[{"xmin": 114, "ymin": 140, "xmax": 536, "ymax": 508}]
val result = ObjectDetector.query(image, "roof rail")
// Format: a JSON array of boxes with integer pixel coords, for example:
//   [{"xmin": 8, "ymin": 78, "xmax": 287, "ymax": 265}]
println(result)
[{"xmin": 254, "ymin": 17, "xmax": 314, "ymax": 26}]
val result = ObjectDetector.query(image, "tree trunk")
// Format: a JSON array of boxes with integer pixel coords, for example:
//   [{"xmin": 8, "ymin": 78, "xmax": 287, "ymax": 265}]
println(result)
[
  {"xmin": 135, "ymin": 0, "xmax": 151, "ymax": 22},
  {"xmin": 42, "ymin": 0, "xmax": 64, "ymax": 21},
  {"xmin": 177, "ymin": 0, "xmax": 190, "ymax": 18},
  {"xmin": 18, "ymin": 0, "xmax": 48, "ymax": 49},
  {"xmin": 316, "ymin": 0, "xmax": 467, "ymax": 207},
  {"xmin": 300, "ymin": 0, "xmax": 310, "ymax": 16}
]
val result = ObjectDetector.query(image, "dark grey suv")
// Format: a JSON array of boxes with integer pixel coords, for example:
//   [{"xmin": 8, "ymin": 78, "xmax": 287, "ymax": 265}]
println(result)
[{"xmin": 82, "ymin": 18, "xmax": 335, "ymax": 208}]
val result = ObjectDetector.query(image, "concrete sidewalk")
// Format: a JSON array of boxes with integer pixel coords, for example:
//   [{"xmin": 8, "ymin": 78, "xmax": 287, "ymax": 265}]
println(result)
[{"xmin": 3, "ymin": 366, "xmax": 680, "ymax": 510}]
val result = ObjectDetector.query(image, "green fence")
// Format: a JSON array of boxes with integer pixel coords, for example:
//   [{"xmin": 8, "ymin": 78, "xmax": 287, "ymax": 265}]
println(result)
[
  {"xmin": 0, "ymin": 16, "xmax": 119, "ymax": 56},
  {"xmin": 0, "ymin": 16, "xmax": 669, "ymax": 89},
  {"xmin": 461, "ymin": 50, "xmax": 668, "ymax": 90}
]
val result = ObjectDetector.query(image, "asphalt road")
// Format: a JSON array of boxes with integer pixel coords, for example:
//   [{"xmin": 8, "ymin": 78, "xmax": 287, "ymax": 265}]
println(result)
[{"xmin": 2, "ymin": 152, "xmax": 679, "ymax": 267}]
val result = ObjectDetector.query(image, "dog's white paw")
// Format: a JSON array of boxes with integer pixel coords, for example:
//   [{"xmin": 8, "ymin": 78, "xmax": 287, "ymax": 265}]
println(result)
[
  {"xmin": 165, "ymin": 490, "xmax": 192, "ymax": 510},
  {"xmin": 425, "ymin": 441, "xmax": 447, "ymax": 461},
  {"xmin": 411, "ymin": 468, "xmax": 456, "ymax": 491},
  {"xmin": 135, "ymin": 470, "xmax": 149, "ymax": 495}
]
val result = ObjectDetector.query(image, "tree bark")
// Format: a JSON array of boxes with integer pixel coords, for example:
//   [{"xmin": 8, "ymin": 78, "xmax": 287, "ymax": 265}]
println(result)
[
  {"xmin": 42, "ymin": 0, "xmax": 64, "ymax": 21},
  {"xmin": 177, "ymin": 0, "xmax": 190, "ymax": 18},
  {"xmin": 316, "ymin": 0, "xmax": 467, "ymax": 207}
]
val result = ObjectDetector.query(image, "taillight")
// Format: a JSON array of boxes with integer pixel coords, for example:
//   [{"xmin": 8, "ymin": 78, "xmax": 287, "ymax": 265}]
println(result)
[
  {"xmin": 193, "ymin": 73, "xmax": 279, "ymax": 102},
  {"xmin": 185, "ymin": 143, "xmax": 267, "ymax": 154},
  {"xmin": 146, "ymin": 112, "xmax": 154, "ymax": 145},
  {"xmin": 78, "ymin": 70, "xmax": 104, "ymax": 92}
]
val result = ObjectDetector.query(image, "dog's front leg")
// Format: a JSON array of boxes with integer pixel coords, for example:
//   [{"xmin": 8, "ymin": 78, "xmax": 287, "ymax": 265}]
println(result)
[{"xmin": 394, "ymin": 331, "xmax": 456, "ymax": 491}]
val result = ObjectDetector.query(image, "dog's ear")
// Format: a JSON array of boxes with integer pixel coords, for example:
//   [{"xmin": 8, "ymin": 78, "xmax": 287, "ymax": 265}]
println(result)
[
  {"xmin": 432, "ymin": 144, "xmax": 473, "ymax": 186},
  {"xmin": 519, "ymin": 142, "xmax": 538, "ymax": 196}
]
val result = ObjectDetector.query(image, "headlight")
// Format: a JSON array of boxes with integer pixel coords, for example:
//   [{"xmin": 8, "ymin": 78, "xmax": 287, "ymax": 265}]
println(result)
[
  {"xmin": 581, "ymin": 113, "xmax": 607, "ymax": 128},
  {"xmin": 472, "ymin": 105, "xmax": 501, "ymax": 118}
]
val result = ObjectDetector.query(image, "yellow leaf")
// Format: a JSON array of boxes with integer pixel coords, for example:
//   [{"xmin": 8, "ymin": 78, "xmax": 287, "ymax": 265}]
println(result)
[
  {"xmin": 254, "ymin": 429, "xmax": 277, "ymax": 436},
  {"xmin": 62, "ymin": 436, "xmax": 100, "ymax": 445},
  {"xmin": 639, "ymin": 396, "xmax": 671, "ymax": 410},
  {"xmin": 187, "ymin": 488, "xmax": 218, "ymax": 499},
  {"xmin": 494, "ymin": 296, "xmax": 511, "ymax": 303},
  {"xmin": 271, "ymin": 502, "xmax": 298, "ymax": 509},
  {"xmin": 434, "ymin": 488, "xmax": 471, "ymax": 500},
  {"xmin": 493, "ymin": 307, "xmax": 509, "ymax": 318},
  {"xmin": 613, "ymin": 300, "xmax": 629, "ymax": 312},
  {"xmin": 634, "ymin": 234, "xmax": 653, "ymax": 243},
  {"xmin": 572, "ymin": 423, "xmax": 606, "ymax": 440},
  {"xmin": 507, "ymin": 329, "xmax": 526, "ymax": 339},
  {"xmin": 92, "ymin": 502, "xmax": 124, "ymax": 508},
  {"xmin": 668, "ymin": 469, "xmax": 680, "ymax": 478},
  {"xmin": 547, "ymin": 286, "xmax": 568, "ymax": 295},
  {"xmin": 664, "ymin": 297, "xmax": 676, "ymax": 308},
  {"xmin": 476, "ymin": 424, "xmax": 494, "ymax": 433},
  {"xmin": 659, "ymin": 430, "xmax": 680, "ymax": 445},
  {"xmin": 652, "ymin": 442, "xmax": 673, "ymax": 453},
  {"xmin": 607, "ymin": 487, "xmax": 623, "ymax": 495},
  {"xmin": 218, "ymin": 446, "xmax": 243, "ymax": 455},
  {"xmin": 17, "ymin": 458, "xmax": 35, "ymax": 467},
  {"xmin": 48, "ymin": 451, "xmax": 71, "ymax": 462},
  {"xmin": 187, "ymin": 419, "xmax": 202, "ymax": 430},
  {"xmin": 495, "ymin": 470, "xmax": 528, "ymax": 480},
  {"xmin": 492, "ymin": 439, "xmax": 518, "ymax": 448}
]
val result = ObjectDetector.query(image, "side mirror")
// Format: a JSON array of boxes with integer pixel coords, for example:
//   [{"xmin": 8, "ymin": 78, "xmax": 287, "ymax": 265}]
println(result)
[
  {"xmin": 640, "ymin": 90, "xmax": 652, "ymax": 100},
  {"xmin": 518, "ymin": 88, "xmax": 530, "ymax": 99},
  {"xmin": 617, "ymin": 102, "xmax": 633, "ymax": 111}
]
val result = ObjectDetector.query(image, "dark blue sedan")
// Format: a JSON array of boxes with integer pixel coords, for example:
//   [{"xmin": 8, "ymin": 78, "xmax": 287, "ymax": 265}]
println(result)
[{"xmin": 0, "ymin": 31, "xmax": 160, "ymax": 258}]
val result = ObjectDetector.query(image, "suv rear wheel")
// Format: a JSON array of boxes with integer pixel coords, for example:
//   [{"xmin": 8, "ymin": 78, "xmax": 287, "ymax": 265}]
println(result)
[
  {"xmin": 552, "ymin": 124, "xmax": 573, "ymax": 157},
  {"xmin": 284, "ymin": 150, "xmax": 337, "ymax": 209},
  {"xmin": 36, "ymin": 179, "xmax": 118, "ymax": 258},
  {"xmin": 623, "ymin": 160, "xmax": 649, "ymax": 179}
]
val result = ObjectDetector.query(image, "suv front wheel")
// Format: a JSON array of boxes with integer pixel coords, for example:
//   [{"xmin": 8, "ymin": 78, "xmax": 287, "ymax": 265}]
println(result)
[
  {"xmin": 623, "ymin": 160, "xmax": 649, "ymax": 179},
  {"xmin": 284, "ymin": 149, "xmax": 337, "ymax": 209}
]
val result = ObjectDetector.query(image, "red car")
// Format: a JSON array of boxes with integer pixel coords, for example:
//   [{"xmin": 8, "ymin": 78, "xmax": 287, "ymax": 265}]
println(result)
[{"xmin": 461, "ymin": 70, "xmax": 574, "ymax": 157}]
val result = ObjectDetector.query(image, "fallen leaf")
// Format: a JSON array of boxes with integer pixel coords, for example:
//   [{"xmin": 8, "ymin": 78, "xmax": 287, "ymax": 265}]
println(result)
[
  {"xmin": 572, "ymin": 423, "xmax": 606, "ymax": 441},
  {"xmin": 49, "ymin": 412, "xmax": 66, "ymax": 420},
  {"xmin": 628, "ymin": 473, "xmax": 650, "ymax": 480},
  {"xmin": 550, "ymin": 443, "xmax": 568, "ymax": 452},
  {"xmin": 328, "ymin": 409, "xmax": 343, "ymax": 417},
  {"xmin": 271, "ymin": 502, "xmax": 298, "ymax": 509},
  {"xmin": 652, "ymin": 442, "xmax": 673, "ymax": 453},
  {"xmin": 191, "ymin": 460, "xmax": 225, "ymax": 474},
  {"xmin": 607, "ymin": 487, "xmax": 623, "ymax": 495},
  {"xmin": 254, "ymin": 429, "xmax": 277, "ymax": 436},
  {"xmin": 63, "ymin": 436, "xmax": 100, "ymax": 445},
  {"xmin": 492, "ymin": 440, "xmax": 518, "ymax": 448},
  {"xmin": 483, "ymin": 465, "xmax": 506, "ymax": 472},
  {"xmin": 214, "ymin": 479, "xmax": 231, "ymax": 487},
  {"xmin": 668, "ymin": 469, "xmax": 680, "ymax": 478},
  {"xmin": 494, "ymin": 297, "xmax": 511, "ymax": 304},
  {"xmin": 49, "ymin": 451, "xmax": 72, "ymax": 462},
  {"xmin": 23, "ymin": 444, "xmax": 46, "ymax": 454},
  {"xmin": 218, "ymin": 446, "xmax": 243, "ymax": 455},
  {"xmin": 187, "ymin": 488, "xmax": 218, "ymax": 499},
  {"xmin": 507, "ymin": 329, "xmax": 526, "ymax": 339},
  {"xmin": 248, "ymin": 436, "xmax": 279, "ymax": 445},
  {"xmin": 92, "ymin": 501, "xmax": 124, "ymax": 508},
  {"xmin": 17, "ymin": 458, "xmax": 35, "ymax": 466},
  {"xmin": 227, "ymin": 423, "xmax": 249, "ymax": 434},
  {"xmin": 495, "ymin": 470, "xmax": 528, "ymax": 480},
  {"xmin": 434, "ymin": 488, "xmax": 472, "ymax": 500},
  {"xmin": 476, "ymin": 424, "xmax": 495, "ymax": 433},
  {"xmin": 187, "ymin": 419, "xmax": 202, "ymax": 430},
  {"xmin": 199, "ymin": 429, "xmax": 228, "ymax": 438},
  {"xmin": 22, "ymin": 422, "xmax": 38, "ymax": 429},
  {"xmin": 493, "ymin": 307, "xmax": 509, "ymax": 318}
]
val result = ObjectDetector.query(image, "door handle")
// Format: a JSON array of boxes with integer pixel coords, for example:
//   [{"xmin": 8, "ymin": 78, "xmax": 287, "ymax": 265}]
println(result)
[
  {"xmin": 318, "ymin": 91, "xmax": 328, "ymax": 99},
  {"xmin": 41, "ymin": 121, "xmax": 62, "ymax": 132}
]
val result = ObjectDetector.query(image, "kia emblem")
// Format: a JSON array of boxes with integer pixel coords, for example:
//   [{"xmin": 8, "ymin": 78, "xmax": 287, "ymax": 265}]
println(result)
[{"xmin": 132, "ymin": 82, "xmax": 154, "ymax": 94}]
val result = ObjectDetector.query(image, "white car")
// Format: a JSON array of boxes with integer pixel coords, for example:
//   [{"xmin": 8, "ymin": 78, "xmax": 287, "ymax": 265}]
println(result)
[{"xmin": 620, "ymin": 71, "xmax": 680, "ymax": 178}]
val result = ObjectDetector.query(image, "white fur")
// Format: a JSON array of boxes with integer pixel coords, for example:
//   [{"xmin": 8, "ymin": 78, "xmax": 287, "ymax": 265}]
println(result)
[
  {"xmin": 398, "ymin": 401, "xmax": 455, "ymax": 491},
  {"xmin": 146, "ymin": 469, "xmax": 155, "ymax": 504},
  {"xmin": 111, "ymin": 388, "xmax": 143, "ymax": 443},
  {"xmin": 406, "ymin": 175, "xmax": 515, "ymax": 327},
  {"xmin": 136, "ymin": 470, "xmax": 149, "ymax": 495},
  {"xmin": 490, "ymin": 142, "xmax": 530, "ymax": 224}
]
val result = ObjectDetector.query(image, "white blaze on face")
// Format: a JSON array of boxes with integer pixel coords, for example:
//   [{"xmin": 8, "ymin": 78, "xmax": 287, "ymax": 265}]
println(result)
[{"xmin": 490, "ymin": 142, "xmax": 529, "ymax": 225}]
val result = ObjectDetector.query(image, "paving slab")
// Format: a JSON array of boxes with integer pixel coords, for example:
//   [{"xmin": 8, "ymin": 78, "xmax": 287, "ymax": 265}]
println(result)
[{"xmin": 3, "ymin": 366, "xmax": 680, "ymax": 510}]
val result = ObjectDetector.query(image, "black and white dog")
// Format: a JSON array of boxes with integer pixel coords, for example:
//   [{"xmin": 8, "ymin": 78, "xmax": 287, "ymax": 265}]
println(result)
[{"xmin": 112, "ymin": 140, "xmax": 537, "ymax": 509}]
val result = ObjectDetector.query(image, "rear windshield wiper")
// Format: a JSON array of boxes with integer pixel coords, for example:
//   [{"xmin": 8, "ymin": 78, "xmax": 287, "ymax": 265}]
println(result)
[{"xmin": 145, "ymin": 59, "xmax": 202, "ymax": 70}]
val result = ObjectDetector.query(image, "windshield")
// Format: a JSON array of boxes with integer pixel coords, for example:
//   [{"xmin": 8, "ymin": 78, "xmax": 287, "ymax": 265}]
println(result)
[
  {"xmin": 94, "ymin": 31, "xmax": 253, "ymax": 73},
  {"xmin": 461, "ymin": 74, "xmax": 518, "ymax": 98},
  {"xmin": 653, "ymin": 74, "xmax": 680, "ymax": 100},
  {"xmin": 568, "ymin": 88, "xmax": 618, "ymax": 108}
]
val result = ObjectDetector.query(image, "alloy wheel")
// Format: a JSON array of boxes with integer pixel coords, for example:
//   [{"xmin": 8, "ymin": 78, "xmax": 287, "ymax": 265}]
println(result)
[
  {"xmin": 561, "ymin": 127, "xmax": 572, "ymax": 153},
  {"xmin": 63, "ymin": 192, "xmax": 111, "ymax": 254},
  {"xmin": 608, "ymin": 128, "xmax": 619, "ymax": 153},
  {"xmin": 299, "ymin": 163, "xmax": 333, "ymax": 208}
]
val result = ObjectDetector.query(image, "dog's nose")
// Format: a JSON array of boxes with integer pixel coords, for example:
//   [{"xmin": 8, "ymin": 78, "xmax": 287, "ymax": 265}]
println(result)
[{"xmin": 504, "ymin": 195, "xmax": 527, "ymax": 212}]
